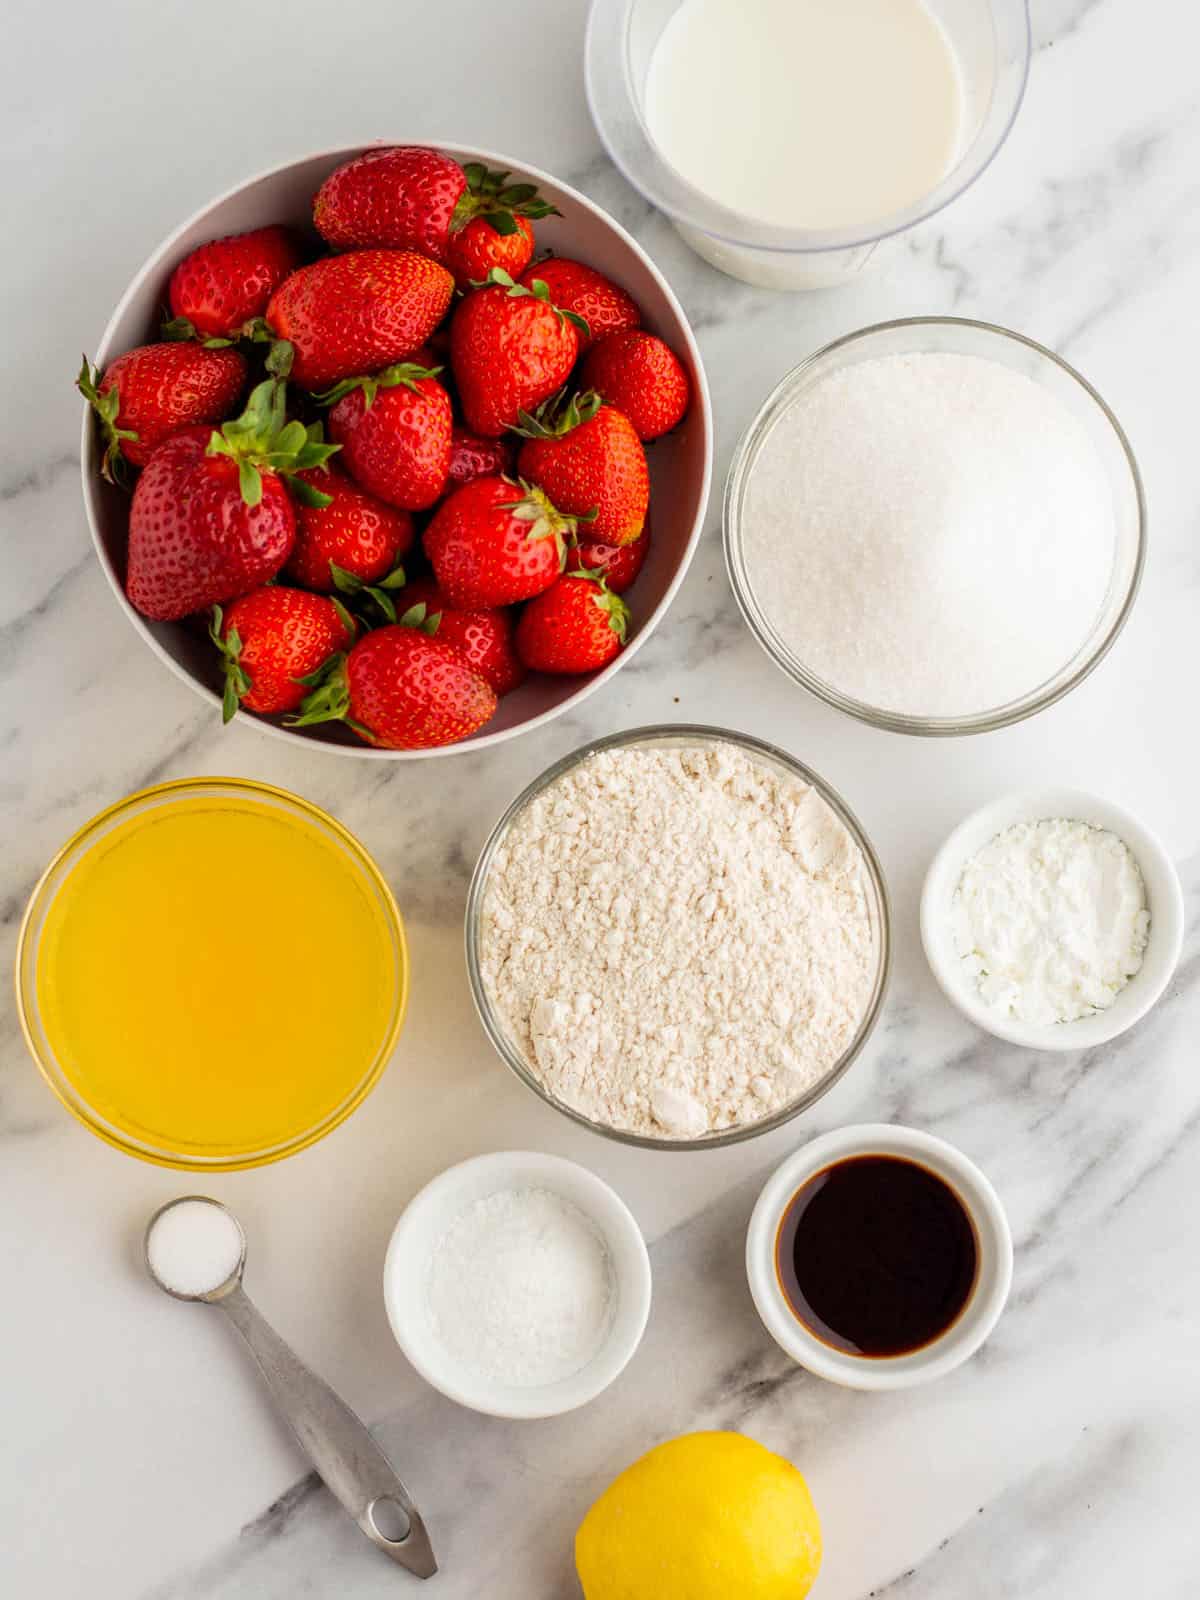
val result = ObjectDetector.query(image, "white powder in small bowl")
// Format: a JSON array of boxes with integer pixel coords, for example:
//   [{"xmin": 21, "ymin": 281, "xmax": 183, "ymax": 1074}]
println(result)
[
  {"xmin": 426, "ymin": 1187, "xmax": 615, "ymax": 1388},
  {"xmin": 741, "ymin": 350, "xmax": 1117, "ymax": 719},
  {"xmin": 478, "ymin": 741, "xmax": 879, "ymax": 1139}
]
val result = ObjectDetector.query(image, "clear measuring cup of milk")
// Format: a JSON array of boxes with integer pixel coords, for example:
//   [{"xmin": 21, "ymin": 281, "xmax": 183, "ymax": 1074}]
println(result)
[{"xmin": 585, "ymin": 0, "xmax": 1031, "ymax": 291}]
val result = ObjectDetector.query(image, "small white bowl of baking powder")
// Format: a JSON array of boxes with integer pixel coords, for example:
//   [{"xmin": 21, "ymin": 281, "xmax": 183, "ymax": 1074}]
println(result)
[
  {"xmin": 921, "ymin": 788, "xmax": 1184, "ymax": 1051},
  {"xmin": 383, "ymin": 1152, "xmax": 652, "ymax": 1419}
]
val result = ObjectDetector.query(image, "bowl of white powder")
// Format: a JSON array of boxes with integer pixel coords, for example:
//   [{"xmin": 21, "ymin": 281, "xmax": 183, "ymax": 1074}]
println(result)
[
  {"xmin": 921, "ymin": 787, "xmax": 1184, "ymax": 1050},
  {"xmin": 467, "ymin": 725, "xmax": 891, "ymax": 1148},
  {"xmin": 725, "ymin": 318, "xmax": 1145, "ymax": 735},
  {"xmin": 383, "ymin": 1150, "xmax": 652, "ymax": 1418}
]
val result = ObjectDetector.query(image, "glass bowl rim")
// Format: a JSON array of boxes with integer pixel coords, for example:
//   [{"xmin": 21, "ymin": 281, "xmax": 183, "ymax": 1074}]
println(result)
[
  {"xmin": 15, "ymin": 776, "xmax": 409, "ymax": 1171},
  {"xmin": 584, "ymin": 0, "xmax": 1033, "ymax": 255},
  {"xmin": 464, "ymin": 722, "xmax": 892, "ymax": 1152},
  {"xmin": 723, "ymin": 315, "xmax": 1148, "ymax": 737}
]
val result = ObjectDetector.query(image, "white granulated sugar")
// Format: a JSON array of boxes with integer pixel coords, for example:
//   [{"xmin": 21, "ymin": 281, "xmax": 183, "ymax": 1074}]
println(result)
[
  {"xmin": 480, "ymin": 742, "xmax": 876, "ymax": 1139},
  {"xmin": 743, "ymin": 351, "xmax": 1116, "ymax": 718},
  {"xmin": 426, "ymin": 1187, "xmax": 614, "ymax": 1387},
  {"xmin": 951, "ymin": 817, "xmax": 1150, "ymax": 1026}
]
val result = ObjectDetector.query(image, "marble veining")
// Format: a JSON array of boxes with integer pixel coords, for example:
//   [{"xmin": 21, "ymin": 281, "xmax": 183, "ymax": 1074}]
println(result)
[{"xmin": 3, "ymin": 0, "xmax": 1198, "ymax": 1595}]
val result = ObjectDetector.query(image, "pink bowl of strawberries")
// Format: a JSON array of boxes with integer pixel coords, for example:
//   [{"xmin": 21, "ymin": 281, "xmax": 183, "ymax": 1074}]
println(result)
[{"xmin": 80, "ymin": 143, "xmax": 712, "ymax": 755}]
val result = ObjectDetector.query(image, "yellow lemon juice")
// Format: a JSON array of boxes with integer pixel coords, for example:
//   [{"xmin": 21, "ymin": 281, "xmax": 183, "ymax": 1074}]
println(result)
[{"xmin": 28, "ymin": 784, "xmax": 404, "ymax": 1164}]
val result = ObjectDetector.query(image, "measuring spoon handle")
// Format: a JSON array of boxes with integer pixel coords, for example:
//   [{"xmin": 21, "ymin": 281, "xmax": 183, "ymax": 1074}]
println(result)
[{"xmin": 216, "ymin": 1283, "xmax": 436, "ymax": 1578}]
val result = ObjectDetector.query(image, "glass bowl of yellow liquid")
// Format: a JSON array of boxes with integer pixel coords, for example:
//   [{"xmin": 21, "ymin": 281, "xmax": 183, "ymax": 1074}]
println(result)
[{"xmin": 16, "ymin": 779, "xmax": 407, "ymax": 1170}]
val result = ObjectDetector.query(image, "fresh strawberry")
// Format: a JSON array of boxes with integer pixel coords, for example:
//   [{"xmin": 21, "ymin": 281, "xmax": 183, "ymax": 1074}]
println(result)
[
  {"xmin": 125, "ymin": 378, "xmax": 337, "ymax": 620},
  {"xmin": 266, "ymin": 250, "xmax": 454, "ymax": 390},
  {"xmin": 424, "ymin": 476, "xmax": 579, "ymax": 608},
  {"xmin": 518, "ymin": 259, "xmax": 640, "ymax": 351},
  {"xmin": 575, "ymin": 518, "xmax": 651, "ymax": 594},
  {"xmin": 284, "ymin": 461, "xmax": 415, "ymax": 590},
  {"xmin": 210, "ymin": 587, "xmax": 353, "ymax": 721},
  {"xmin": 450, "ymin": 268, "xmax": 586, "ymax": 436},
  {"xmin": 447, "ymin": 425, "xmax": 515, "ymax": 490},
  {"xmin": 514, "ymin": 571, "xmax": 630, "ymax": 674},
  {"xmin": 324, "ymin": 362, "xmax": 452, "ymax": 510},
  {"xmin": 292, "ymin": 619, "xmax": 497, "ymax": 750},
  {"xmin": 446, "ymin": 214, "xmax": 534, "ymax": 292},
  {"xmin": 313, "ymin": 147, "xmax": 558, "ymax": 266},
  {"xmin": 578, "ymin": 330, "xmax": 690, "ymax": 440},
  {"xmin": 515, "ymin": 390, "xmax": 648, "ymax": 546},
  {"xmin": 77, "ymin": 344, "xmax": 246, "ymax": 480},
  {"xmin": 165, "ymin": 226, "xmax": 300, "ymax": 343},
  {"xmin": 398, "ymin": 577, "xmax": 525, "ymax": 695}
]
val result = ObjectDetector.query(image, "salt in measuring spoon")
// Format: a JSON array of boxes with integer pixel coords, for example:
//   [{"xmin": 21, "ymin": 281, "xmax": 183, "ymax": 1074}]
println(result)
[{"xmin": 144, "ymin": 1196, "xmax": 436, "ymax": 1579}]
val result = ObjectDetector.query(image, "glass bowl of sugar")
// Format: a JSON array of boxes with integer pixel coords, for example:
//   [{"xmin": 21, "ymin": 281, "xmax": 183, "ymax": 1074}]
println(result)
[{"xmin": 724, "ymin": 317, "xmax": 1146, "ymax": 736}]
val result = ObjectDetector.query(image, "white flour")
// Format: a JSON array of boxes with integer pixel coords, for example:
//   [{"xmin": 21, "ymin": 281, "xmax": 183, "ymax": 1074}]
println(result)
[
  {"xmin": 742, "ymin": 351, "xmax": 1116, "ymax": 718},
  {"xmin": 426, "ymin": 1187, "xmax": 614, "ymax": 1387},
  {"xmin": 479, "ymin": 742, "xmax": 877, "ymax": 1138},
  {"xmin": 951, "ymin": 818, "xmax": 1150, "ymax": 1025}
]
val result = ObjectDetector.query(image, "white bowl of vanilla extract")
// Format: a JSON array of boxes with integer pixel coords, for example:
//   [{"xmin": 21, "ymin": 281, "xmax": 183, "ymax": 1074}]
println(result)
[{"xmin": 746, "ymin": 1125, "xmax": 1013, "ymax": 1390}]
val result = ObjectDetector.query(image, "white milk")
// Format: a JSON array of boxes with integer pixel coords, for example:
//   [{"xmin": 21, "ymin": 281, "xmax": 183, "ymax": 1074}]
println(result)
[{"xmin": 644, "ymin": 0, "xmax": 964, "ymax": 235}]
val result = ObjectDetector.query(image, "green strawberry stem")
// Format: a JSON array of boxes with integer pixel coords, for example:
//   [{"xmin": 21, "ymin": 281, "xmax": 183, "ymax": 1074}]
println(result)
[
  {"xmin": 206, "ymin": 378, "xmax": 340, "ymax": 507},
  {"xmin": 511, "ymin": 388, "xmax": 602, "ymax": 439},
  {"xmin": 499, "ymin": 478, "xmax": 595, "ymax": 567},
  {"xmin": 397, "ymin": 602, "xmax": 441, "ymax": 636},
  {"xmin": 288, "ymin": 653, "xmax": 350, "ymax": 726},
  {"xmin": 449, "ymin": 163, "xmax": 561, "ymax": 237},
  {"xmin": 316, "ymin": 362, "xmax": 443, "ymax": 411},
  {"xmin": 329, "ymin": 560, "xmax": 407, "ymax": 623},
  {"xmin": 76, "ymin": 355, "xmax": 138, "ymax": 486},
  {"xmin": 208, "ymin": 605, "xmax": 251, "ymax": 724},
  {"xmin": 568, "ymin": 568, "xmax": 630, "ymax": 644},
  {"xmin": 161, "ymin": 315, "xmax": 234, "ymax": 349},
  {"xmin": 478, "ymin": 268, "xmax": 590, "ymax": 339}
]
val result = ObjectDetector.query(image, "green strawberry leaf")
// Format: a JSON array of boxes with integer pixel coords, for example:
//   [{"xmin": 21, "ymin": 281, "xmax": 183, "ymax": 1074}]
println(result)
[
  {"xmin": 77, "ymin": 354, "xmax": 139, "ymax": 487},
  {"xmin": 237, "ymin": 460, "xmax": 263, "ymax": 507},
  {"xmin": 207, "ymin": 379, "xmax": 340, "ymax": 505},
  {"xmin": 398, "ymin": 601, "xmax": 441, "ymax": 636},
  {"xmin": 161, "ymin": 315, "xmax": 196, "ymax": 342},
  {"xmin": 287, "ymin": 654, "xmax": 351, "ymax": 726},
  {"xmin": 281, "ymin": 472, "xmax": 333, "ymax": 509},
  {"xmin": 207, "ymin": 606, "xmax": 252, "ymax": 723}
]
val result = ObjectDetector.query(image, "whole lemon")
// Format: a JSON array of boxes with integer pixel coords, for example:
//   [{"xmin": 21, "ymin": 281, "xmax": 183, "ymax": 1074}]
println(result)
[{"xmin": 575, "ymin": 1430, "xmax": 822, "ymax": 1600}]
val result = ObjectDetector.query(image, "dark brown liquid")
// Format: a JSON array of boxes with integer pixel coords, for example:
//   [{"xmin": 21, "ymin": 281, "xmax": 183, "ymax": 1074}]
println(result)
[{"xmin": 775, "ymin": 1154, "xmax": 978, "ymax": 1358}]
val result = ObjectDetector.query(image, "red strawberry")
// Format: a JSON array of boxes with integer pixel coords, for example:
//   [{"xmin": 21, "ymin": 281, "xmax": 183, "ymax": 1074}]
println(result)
[
  {"xmin": 515, "ymin": 571, "xmax": 630, "ymax": 674},
  {"xmin": 446, "ymin": 214, "xmax": 534, "ymax": 292},
  {"xmin": 284, "ymin": 461, "xmax": 415, "ymax": 590},
  {"xmin": 77, "ymin": 344, "xmax": 246, "ymax": 480},
  {"xmin": 578, "ymin": 330, "xmax": 690, "ymax": 441},
  {"xmin": 398, "ymin": 578, "xmax": 525, "ymax": 696},
  {"xmin": 575, "ymin": 518, "xmax": 651, "ymax": 594},
  {"xmin": 515, "ymin": 390, "xmax": 648, "ymax": 546},
  {"xmin": 211, "ymin": 587, "xmax": 353, "ymax": 721},
  {"xmin": 447, "ymin": 425, "xmax": 516, "ymax": 490},
  {"xmin": 325, "ymin": 362, "xmax": 452, "ymax": 510},
  {"xmin": 450, "ymin": 268, "xmax": 586, "ymax": 436},
  {"xmin": 165, "ymin": 225, "xmax": 300, "ymax": 342},
  {"xmin": 313, "ymin": 148, "xmax": 558, "ymax": 266},
  {"xmin": 266, "ymin": 250, "xmax": 454, "ymax": 390},
  {"xmin": 518, "ymin": 259, "xmax": 640, "ymax": 351},
  {"xmin": 125, "ymin": 378, "xmax": 337, "ymax": 620},
  {"xmin": 424, "ymin": 476, "xmax": 579, "ymax": 608},
  {"xmin": 292, "ymin": 620, "xmax": 496, "ymax": 750}
]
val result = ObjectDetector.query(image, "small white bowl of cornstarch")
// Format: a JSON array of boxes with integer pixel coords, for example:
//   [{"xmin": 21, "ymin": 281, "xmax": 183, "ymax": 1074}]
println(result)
[
  {"xmin": 921, "ymin": 788, "xmax": 1184, "ymax": 1051},
  {"xmin": 466, "ymin": 725, "xmax": 891, "ymax": 1149}
]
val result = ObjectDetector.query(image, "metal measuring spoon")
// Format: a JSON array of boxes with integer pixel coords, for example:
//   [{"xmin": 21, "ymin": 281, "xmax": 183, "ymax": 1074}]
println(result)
[{"xmin": 145, "ymin": 1196, "xmax": 437, "ymax": 1579}]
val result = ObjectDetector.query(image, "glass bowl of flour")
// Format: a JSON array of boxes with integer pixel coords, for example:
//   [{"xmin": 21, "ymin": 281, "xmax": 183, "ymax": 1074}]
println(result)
[
  {"xmin": 725, "ymin": 318, "xmax": 1146, "ymax": 735},
  {"xmin": 466, "ymin": 725, "xmax": 891, "ymax": 1150}
]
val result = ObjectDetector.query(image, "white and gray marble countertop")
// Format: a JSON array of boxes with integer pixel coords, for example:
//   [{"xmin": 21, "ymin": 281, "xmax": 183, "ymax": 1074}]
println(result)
[{"xmin": 4, "ymin": 1, "xmax": 1198, "ymax": 1594}]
